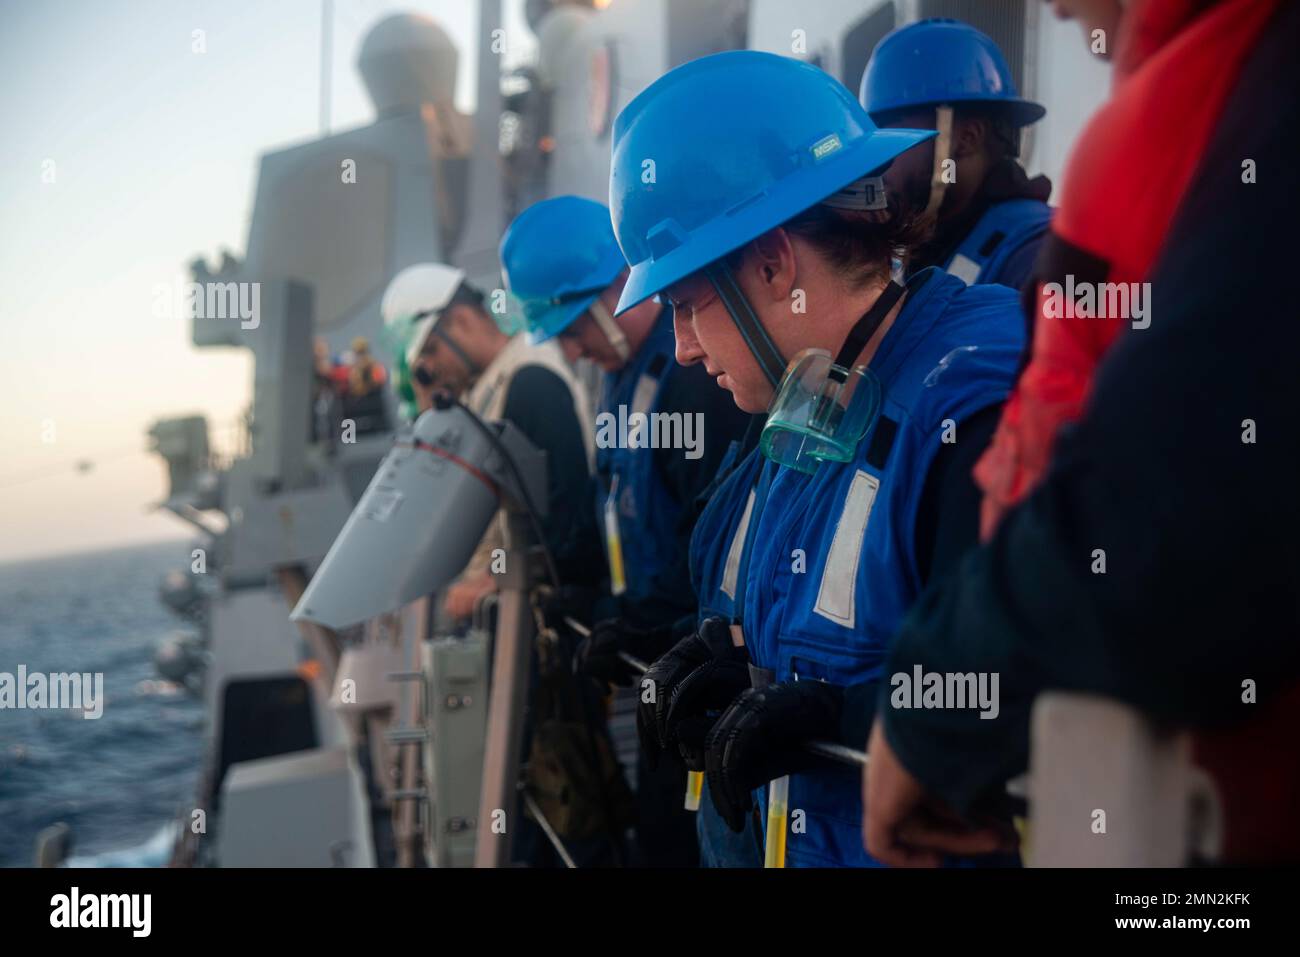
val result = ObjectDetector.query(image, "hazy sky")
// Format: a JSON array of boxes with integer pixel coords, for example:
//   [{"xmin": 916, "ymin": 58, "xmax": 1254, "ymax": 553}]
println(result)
[{"xmin": 0, "ymin": 0, "xmax": 533, "ymax": 563}]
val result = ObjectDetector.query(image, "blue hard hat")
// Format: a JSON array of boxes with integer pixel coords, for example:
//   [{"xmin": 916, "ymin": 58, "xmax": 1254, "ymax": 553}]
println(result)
[
  {"xmin": 860, "ymin": 19, "xmax": 1045, "ymax": 126},
  {"xmin": 610, "ymin": 50, "xmax": 934, "ymax": 316},
  {"xmin": 500, "ymin": 195, "xmax": 628, "ymax": 344}
]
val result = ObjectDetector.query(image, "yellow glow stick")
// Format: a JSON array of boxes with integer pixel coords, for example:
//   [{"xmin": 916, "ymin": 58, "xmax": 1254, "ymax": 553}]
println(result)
[
  {"xmin": 685, "ymin": 770, "xmax": 704, "ymax": 811},
  {"xmin": 764, "ymin": 775, "xmax": 789, "ymax": 868}
]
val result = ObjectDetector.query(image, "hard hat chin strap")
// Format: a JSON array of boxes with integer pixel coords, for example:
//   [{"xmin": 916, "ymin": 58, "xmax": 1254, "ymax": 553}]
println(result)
[
  {"xmin": 587, "ymin": 299, "xmax": 631, "ymax": 362},
  {"xmin": 703, "ymin": 260, "xmax": 788, "ymax": 390},
  {"xmin": 925, "ymin": 105, "xmax": 955, "ymax": 219},
  {"xmin": 429, "ymin": 322, "xmax": 482, "ymax": 378}
]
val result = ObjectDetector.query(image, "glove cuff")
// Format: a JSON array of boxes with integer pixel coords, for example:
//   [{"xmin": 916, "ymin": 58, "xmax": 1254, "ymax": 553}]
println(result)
[{"xmin": 697, "ymin": 616, "xmax": 747, "ymax": 662}]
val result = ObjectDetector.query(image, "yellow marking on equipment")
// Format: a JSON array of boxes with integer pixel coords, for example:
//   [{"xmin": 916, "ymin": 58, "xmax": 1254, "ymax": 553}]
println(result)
[{"xmin": 685, "ymin": 770, "xmax": 704, "ymax": 811}]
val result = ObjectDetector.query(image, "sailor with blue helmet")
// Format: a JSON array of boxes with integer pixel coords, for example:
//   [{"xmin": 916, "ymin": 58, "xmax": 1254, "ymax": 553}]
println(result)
[
  {"xmin": 500, "ymin": 195, "xmax": 748, "ymax": 867},
  {"xmin": 860, "ymin": 19, "xmax": 1053, "ymax": 290},
  {"xmin": 616, "ymin": 50, "xmax": 1025, "ymax": 866}
]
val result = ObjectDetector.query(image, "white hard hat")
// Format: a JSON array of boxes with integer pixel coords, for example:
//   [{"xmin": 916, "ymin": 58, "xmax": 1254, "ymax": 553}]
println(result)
[{"xmin": 381, "ymin": 262, "xmax": 466, "ymax": 367}]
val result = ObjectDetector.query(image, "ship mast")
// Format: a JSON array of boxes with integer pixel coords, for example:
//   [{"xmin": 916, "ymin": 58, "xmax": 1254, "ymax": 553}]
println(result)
[{"xmin": 320, "ymin": 0, "xmax": 333, "ymax": 136}]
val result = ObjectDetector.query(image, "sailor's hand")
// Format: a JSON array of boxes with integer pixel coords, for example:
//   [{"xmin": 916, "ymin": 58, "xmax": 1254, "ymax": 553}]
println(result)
[
  {"xmin": 635, "ymin": 617, "xmax": 738, "ymax": 770},
  {"xmin": 663, "ymin": 651, "xmax": 752, "ymax": 771},
  {"xmin": 575, "ymin": 618, "xmax": 674, "ymax": 687},
  {"xmin": 703, "ymin": 679, "xmax": 843, "ymax": 832},
  {"xmin": 444, "ymin": 571, "xmax": 497, "ymax": 620},
  {"xmin": 862, "ymin": 721, "xmax": 1013, "ymax": 867}
]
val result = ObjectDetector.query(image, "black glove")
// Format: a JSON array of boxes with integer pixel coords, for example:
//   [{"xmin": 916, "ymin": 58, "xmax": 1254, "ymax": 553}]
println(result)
[
  {"xmin": 664, "ymin": 649, "xmax": 752, "ymax": 771},
  {"xmin": 635, "ymin": 617, "xmax": 743, "ymax": 770},
  {"xmin": 574, "ymin": 618, "xmax": 675, "ymax": 687},
  {"xmin": 704, "ymin": 679, "xmax": 845, "ymax": 833}
]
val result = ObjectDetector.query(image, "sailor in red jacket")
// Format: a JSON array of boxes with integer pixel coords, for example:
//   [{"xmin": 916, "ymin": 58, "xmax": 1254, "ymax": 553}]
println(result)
[{"xmin": 974, "ymin": 0, "xmax": 1278, "ymax": 540}]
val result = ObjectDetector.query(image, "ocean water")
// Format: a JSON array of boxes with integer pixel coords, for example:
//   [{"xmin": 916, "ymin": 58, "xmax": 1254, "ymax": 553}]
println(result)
[{"xmin": 0, "ymin": 540, "xmax": 205, "ymax": 867}]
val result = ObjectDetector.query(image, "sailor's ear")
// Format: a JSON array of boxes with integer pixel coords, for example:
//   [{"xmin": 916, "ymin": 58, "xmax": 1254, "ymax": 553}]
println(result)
[
  {"xmin": 743, "ymin": 228, "xmax": 798, "ymax": 303},
  {"xmin": 950, "ymin": 113, "xmax": 988, "ymax": 160}
]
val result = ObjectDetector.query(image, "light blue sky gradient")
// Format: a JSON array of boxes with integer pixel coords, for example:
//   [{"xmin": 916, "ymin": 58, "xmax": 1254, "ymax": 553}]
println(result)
[{"xmin": 0, "ymin": 0, "xmax": 532, "ymax": 561}]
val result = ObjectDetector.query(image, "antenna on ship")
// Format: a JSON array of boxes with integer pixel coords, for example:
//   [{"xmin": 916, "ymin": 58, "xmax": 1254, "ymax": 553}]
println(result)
[{"xmin": 320, "ymin": 0, "xmax": 334, "ymax": 135}]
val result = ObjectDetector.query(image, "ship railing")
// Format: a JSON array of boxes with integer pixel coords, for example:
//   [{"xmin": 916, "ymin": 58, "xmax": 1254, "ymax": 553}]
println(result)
[{"xmin": 205, "ymin": 415, "xmax": 252, "ymax": 473}]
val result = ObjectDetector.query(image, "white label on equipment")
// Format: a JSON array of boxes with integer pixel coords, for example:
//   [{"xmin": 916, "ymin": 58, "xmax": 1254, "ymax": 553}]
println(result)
[{"xmin": 362, "ymin": 486, "xmax": 404, "ymax": 523}]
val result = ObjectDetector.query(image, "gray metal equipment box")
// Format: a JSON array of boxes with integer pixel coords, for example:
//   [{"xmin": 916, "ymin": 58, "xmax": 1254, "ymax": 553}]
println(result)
[{"xmin": 421, "ymin": 632, "xmax": 490, "ymax": 868}]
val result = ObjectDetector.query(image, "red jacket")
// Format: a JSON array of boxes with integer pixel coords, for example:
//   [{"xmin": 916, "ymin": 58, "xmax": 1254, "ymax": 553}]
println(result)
[{"xmin": 973, "ymin": 0, "xmax": 1279, "ymax": 540}]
